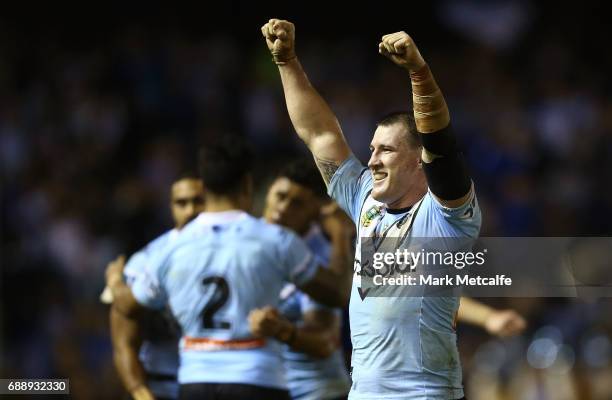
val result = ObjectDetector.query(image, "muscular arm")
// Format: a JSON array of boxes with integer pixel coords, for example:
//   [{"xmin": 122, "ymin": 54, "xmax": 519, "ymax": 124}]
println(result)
[
  {"xmin": 110, "ymin": 308, "xmax": 154, "ymax": 400},
  {"xmin": 262, "ymin": 19, "xmax": 351, "ymax": 185},
  {"xmin": 380, "ymin": 32, "xmax": 472, "ymax": 207},
  {"xmin": 278, "ymin": 59, "xmax": 351, "ymax": 183},
  {"xmin": 410, "ymin": 64, "xmax": 472, "ymax": 208}
]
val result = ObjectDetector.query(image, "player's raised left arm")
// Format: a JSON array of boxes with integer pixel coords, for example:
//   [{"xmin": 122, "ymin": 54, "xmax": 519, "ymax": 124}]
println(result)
[{"xmin": 379, "ymin": 32, "xmax": 472, "ymax": 208}]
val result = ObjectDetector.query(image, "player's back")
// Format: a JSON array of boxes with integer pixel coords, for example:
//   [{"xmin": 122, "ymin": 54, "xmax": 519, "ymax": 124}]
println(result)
[{"xmin": 134, "ymin": 210, "xmax": 318, "ymax": 389}]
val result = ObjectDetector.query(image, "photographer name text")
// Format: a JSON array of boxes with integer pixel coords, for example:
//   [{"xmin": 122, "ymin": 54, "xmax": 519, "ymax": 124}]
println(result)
[{"xmin": 372, "ymin": 274, "xmax": 512, "ymax": 286}]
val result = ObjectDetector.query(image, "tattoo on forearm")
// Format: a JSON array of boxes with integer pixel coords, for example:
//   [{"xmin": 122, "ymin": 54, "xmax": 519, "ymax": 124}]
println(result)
[{"xmin": 315, "ymin": 157, "xmax": 340, "ymax": 185}]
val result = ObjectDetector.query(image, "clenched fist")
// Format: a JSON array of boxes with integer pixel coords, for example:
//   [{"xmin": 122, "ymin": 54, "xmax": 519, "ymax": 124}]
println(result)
[
  {"xmin": 248, "ymin": 306, "xmax": 284, "ymax": 337},
  {"xmin": 378, "ymin": 31, "xmax": 426, "ymax": 71},
  {"xmin": 249, "ymin": 306, "xmax": 297, "ymax": 343},
  {"xmin": 261, "ymin": 19, "xmax": 296, "ymax": 64}
]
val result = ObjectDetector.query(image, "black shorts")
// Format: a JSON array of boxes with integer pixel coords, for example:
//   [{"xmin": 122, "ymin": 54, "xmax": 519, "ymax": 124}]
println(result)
[{"xmin": 179, "ymin": 383, "xmax": 290, "ymax": 400}]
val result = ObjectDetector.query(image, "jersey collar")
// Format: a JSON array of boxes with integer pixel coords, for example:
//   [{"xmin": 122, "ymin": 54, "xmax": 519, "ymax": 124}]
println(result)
[{"xmin": 195, "ymin": 210, "xmax": 249, "ymax": 226}]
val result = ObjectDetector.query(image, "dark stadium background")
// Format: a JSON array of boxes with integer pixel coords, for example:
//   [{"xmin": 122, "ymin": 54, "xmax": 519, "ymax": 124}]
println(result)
[{"xmin": 2, "ymin": 1, "xmax": 611, "ymax": 398}]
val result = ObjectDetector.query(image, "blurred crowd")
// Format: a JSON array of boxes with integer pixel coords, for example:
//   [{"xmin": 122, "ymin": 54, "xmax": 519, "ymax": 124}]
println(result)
[{"xmin": 2, "ymin": 1, "xmax": 612, "ymax": 399}]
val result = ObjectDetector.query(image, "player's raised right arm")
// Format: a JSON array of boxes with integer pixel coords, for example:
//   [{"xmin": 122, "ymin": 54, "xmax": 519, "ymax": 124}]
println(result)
[{"xmin": 262, "ymin": 19, "xmax": 351, "ymax": 185}]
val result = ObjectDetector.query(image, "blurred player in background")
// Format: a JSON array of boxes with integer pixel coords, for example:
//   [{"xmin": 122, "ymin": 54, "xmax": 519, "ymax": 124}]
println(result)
[
  {"xmin": 106, "ymin": 136, "xmax": 353, "ymax": 400},
  {"xmin": 103, "ymin": 174, "xmax": 205, "ymax": 400},
  {"xmin": 249, "ymin": 160, "xmax": 352, "ymax": 400},
  {"xmin": 262, "ymin": 19, "xmax": 480, "ymax": 399}
]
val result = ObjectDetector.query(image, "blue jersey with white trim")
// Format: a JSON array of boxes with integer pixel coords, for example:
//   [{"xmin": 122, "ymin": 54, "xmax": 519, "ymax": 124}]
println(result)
[
  {"xmin": 131, "ymin": 211, "xmax": 319, "ymax": 389},
  {"xmin": 329, "ymin": 155, "xmax": 481, "ymax": 400}
]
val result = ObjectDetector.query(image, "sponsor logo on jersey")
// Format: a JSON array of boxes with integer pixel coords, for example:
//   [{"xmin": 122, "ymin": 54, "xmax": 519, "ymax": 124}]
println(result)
[{"xmin": 361, "ymin": 205, "xmax": 382, "ymax": 227}]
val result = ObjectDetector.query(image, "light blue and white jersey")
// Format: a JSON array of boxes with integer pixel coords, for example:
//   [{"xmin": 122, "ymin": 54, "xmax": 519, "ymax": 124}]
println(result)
[
  {"xmin": 123, "ymin": 229, "xmax": 180, "ymax": 400},
  {"xmin": 278, "ymin": 224, "xmax": 351, "ymax": 400},
  {"xmin": 131, "ymin": 210, "xmax": 320, "ymax": 389},
  {"xmin": 329, "ymin": 155, "xmax": 481, "ymax": 400}
]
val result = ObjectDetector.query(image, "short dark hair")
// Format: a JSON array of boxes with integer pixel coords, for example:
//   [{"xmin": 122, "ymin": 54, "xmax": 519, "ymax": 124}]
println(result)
[
  {"xmin": 198, "ymin": 135, "xmax": 253, "ymax": 195},
  {"xmin": 277, "ymin": 159, "xmax": 327, "ymax": 199},
  {"xmin": 376, "ymin": 111, "xmax": 422, "ymax": 149}
]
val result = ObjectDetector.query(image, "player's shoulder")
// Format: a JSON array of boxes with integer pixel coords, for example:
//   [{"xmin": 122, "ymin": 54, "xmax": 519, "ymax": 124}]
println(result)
[
  {"xmin": 124, "ymin": 229, "xmax": 176, "ymax": 277},
  {"xmin": 340, "ymin": 154, "xmax": 368, "ymax": 175},
  {"xmin": 172, "ymin": 211, "xmax": 287, "ymax": 245},
  {"xmin": 330, "ymin": 154, "xmax": 371, "ymax": 187},
  {"xmin": 145, "ymin": 229, "xmax": 179, "ymax": 253},
  {"xmin": 123, "ymin": 249, "xmax": 149, "ymax": 280}
]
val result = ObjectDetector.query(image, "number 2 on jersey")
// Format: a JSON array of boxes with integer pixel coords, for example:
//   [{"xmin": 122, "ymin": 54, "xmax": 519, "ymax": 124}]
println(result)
[{"xmin": 200, "ymin": 276, "xmax": 231, "ymax": 329}]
